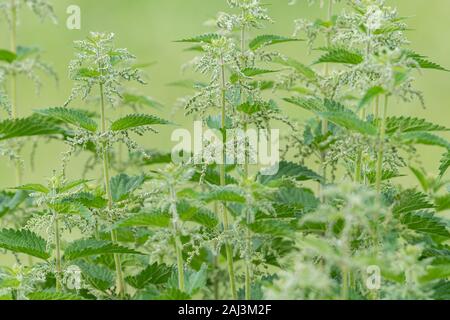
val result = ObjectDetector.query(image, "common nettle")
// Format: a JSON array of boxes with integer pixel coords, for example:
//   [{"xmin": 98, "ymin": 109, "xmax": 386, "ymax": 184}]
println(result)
[
  {"xmin": 0, "ymin": 0, "xmax": 57, "ymax": 188},
  {"xmin": 0, "ymin": 0, "xmax": 448, "ymax": 301}
]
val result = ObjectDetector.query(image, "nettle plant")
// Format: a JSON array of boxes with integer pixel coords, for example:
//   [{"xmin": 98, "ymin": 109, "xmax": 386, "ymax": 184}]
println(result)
[
  {"xmin": 0, "ymin": 0, "xmax": 58, "ymax": 184},
  {"xmin": 268, "ymin": 0, "xmax": 450, "ymax": 299},
  {"xmin": 0, "ymin": 0, "xmax": 448, "ymax": 301}
]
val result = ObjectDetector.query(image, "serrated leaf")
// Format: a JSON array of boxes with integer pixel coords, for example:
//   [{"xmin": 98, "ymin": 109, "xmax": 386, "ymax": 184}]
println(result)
[
  {"xmin": 399, "ymin": 132, "xmax": 450, "ymax": 149},
  {"xmin": 0, "ymin": 229, "xmax": 50, "ymax": 260},
  {"xmin": 27, "ymin": 291, "xmax": 84, "ymax": 300},
  {"xmin": 405, "ymin": 50, "xmax": 448, "ymax": 71},
  {"xmin": 201, "ymin": 185, "xmax": 246, "ymax": 203},
  {"xmin": 36, "ymin": 107, "xmax": 97, "ymax": 132},
  {"xmin": 110, "ymin": 173, "xmax": 145, "ymax": 202},
  {"xmin": 110, "ymin": 114, "xmax": 169, "ymax": 131},
  {"xmin": 175, "ymin": 33, "xmax": 220, "ymax": 44},
  {"xmin": 272, "ymin": 187, "xmax": 319, "ymax": 214},
  {"xmin": 64, "ymin": 239, "xmax": 141, "ymax": 260},
  {"xmin": 177, "ymin": 200, "xmax": 218, "ymax": 228},
  {"xmin": 125, "ymin": 262, "xmax": 172, "ymax": 289},
  {"xmin": 184, "ymin": 264, "xmax": 208, "ymax": 295},
  {"xmin": 157, "ymin": 288, "xmax": 191, "ymax": 300},
  {"xmin": 315, "ymin": 47, "xmax": 363, "ymax": 65},
  {"xmin": 117, "ymin": 210, "xmax": 170, "ymax": 228},
  {"xmin": 0, "ymin": 49, "xmax": 17, "ymax": 63},
  {"xmin": 382, "ymin": 117, "xmax": 449, "ymax": 134},
  {"xmin": 393, "ymin": 190, "xmax": 434, "ymax": 214},
  {"xmin": 257, "ymin": 161, "xmax": 322, "ymax": 186},
  {"xmin": 435, "ymin": 194, "xmax": 450, "ymax": 212},
  {"xmin": 284, "ymin": 96, "xmax": 324, "ymax": 113},
  {"xmin": 0, "ymin": 115, "xmax": 63, "ymax": 140},
  {"xmin": 249, "ymin": 35, "xmax": 301, "ymax": 51},
  {"xmin": 230, "ymin": 67, "xmax": 278, "ymax": 83},
  {"xmin": 122, "ymin": 93, "xmax": 163, "ymax": 110},
  {"xmin": 400, "ymin": 211, "xmax": 449, "ymax": 238},
  {"xmin": 272, "ymin": 56, "xmax": 317, "ymax": 81},
  {"xmin": 75, "ymin": 260, "xmax": 114, "ymax": 291},
  {"xmin": 320, "ymin": 111, "xmax": 377, "ymax": 135},
  {"xmin": 248, "ymin": 219, "xmax": 295, "ymax": 237},
  {"xmin": 13, "ymin": 183, "xmax": 49, "ymax": 194},
  {"xmin": 236, "ymin": 100, "xmax": 277, "ymax": 115},
  {"xmin": 439, "ymin": 152, "xmax": 450, "ymax": 177}
]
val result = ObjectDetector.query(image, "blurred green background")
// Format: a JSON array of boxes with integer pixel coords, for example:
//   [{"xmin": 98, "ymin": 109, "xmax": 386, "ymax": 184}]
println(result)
[{"xmin": 0, "ymin": 0, "xmax": 449, "ymax": 187}]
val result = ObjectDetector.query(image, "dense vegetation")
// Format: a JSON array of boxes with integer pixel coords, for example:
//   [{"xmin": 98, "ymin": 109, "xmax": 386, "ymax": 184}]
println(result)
[{"xmin": 0, "ymin": 0, "xmax": 449, "ymax": 300}]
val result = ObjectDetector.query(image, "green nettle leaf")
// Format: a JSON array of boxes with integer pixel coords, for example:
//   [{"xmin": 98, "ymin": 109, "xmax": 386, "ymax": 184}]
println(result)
[
  {"xmin": 75, "ymin": 261, "xmax": 114, "ymax": 291},
  {"xmin": 175, "ymin": 33, "xmax": 220, "ymax": 44},
  {"xmin": 0, "ymin": 49, "xmax": 17, "ymax": 63},
  {"xmin": 399, "ymin": 211, "xmax": 449, "ymax": 238},
  {"xmin": 110, "ymin": 173, "xmax": 145, "ymax": 202},
  {"xmin": 27, "ymin": 291, "xmax": 84, "ymax": 300},
  {"xmin": 184, "ymin": 264, "xmax": 208, "ymax": 295},
  {"xmin": 177, "ymin": 201, "xmax": 219, "ymax": 228},
  {"xmin": 405, "ymin": 50, "xmax": 448, "ymax": 71},
  {"xmin": 358, "ymin": 86, "xmax": 385, "ymax": 110},
  {"xmin": 13, "ymin": 184, "xmax": 50, "ymax": 194},
  {"xmin": 435, "ymin": 195, "xmax": 450, "ymax": 212},
  {"xmin": 201, "ymin": 185, "xmax": 246, "ymax": 203},
  {"xmin": 272, "ymin": 187, "xmax": 319, "ymax": 213},
  {"xmin": 315, "ymin": 47, "xmax": 363, "ymax": 65},
  {"xmin": 110, "ymin": 114, "xmax": 170, "ymax": 131},
  {"xmin": 0, "ymin": 229, "xmax": 50, "ymax": 260},
  {"xmin": 230, "ymin": 67, "xmax": 278, "ymax": 83},
  {"xmin": 125, "ymin": 262, "xmax": 172, "ymax": 289},
  {"xmin": 439, "ymin": 152, "xmax": 450, "ymax": 176},
  {"xmin": 0, "ymin": 115, "xmax": 63, "ymax": 140},
  {"xmin": 319, "ymin": 111, "xmax": 377, "ymax": 135},
  {"xmin": 249, "ymin": 35, "xmax": 301, "ymax": 51},
  {"xmin": 117, "ymin": 210, "xmax": 171, "ymax": 228},
  {"xmin": 236, "ymin": 100, "xmax": 277, "ymax": 115},
  {"xmin": 382, "ymin": 117, "xmax": 449, "ymax": 134},
  {"xmin": 36, "ymin": 107, "xmax": 98, "ymax": 132},
  {"xmin": 122, "ymin": 93, "xmax": 163, "ymax": 109},
  {"xmin": 284, "ymin": 96, "xmax": 324, "ymax": 113},
  {"xmin": 257, "ymin": 161, "xmax": 323, "ymax": 186},
  {"xmin": 399, "ymin": 132, "xmax": 450, "ymax": 149},
  {"xmin": 272, "ymin": 56, "xmax": 317, "ymax": 81},
  {"xmin": 0, "ymin": 191, "xmax": 28, "ymax": 218},
  {"xmin": 64, "ymin": 239, "xmax": 141, "ymax": 260},
  {"xmin": 393, "ymin": 190, "xmax": 434, "ymax": 214},
  {"xmin": 248, "ymin": 219, "xmax": 296, "ymax": 238},
  {"xmin": 366, "ymin": 169, "xmax": 403, "ymax": 184},
  {"xmin": 157, "ymin": 288, "xmax": 191, "ymax": 300}
]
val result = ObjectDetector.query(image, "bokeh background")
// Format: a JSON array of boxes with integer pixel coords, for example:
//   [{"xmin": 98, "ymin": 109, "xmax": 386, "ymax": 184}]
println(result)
[{"xmin": 0, "ymin": 0, "xmax": 449, "ymax": 187}]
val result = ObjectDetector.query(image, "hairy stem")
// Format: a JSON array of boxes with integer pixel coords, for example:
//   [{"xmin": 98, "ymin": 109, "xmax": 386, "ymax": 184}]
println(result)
[
  {"xmin": 219, "ymin": 55, "xmax": 237, "ymax": 300},
  {"xmin": 10, "ymin": 0, "xmax": 21, "ymax": 185},
  {"xmin": 319, "ymin": 0, "xmax": 333, "ymax": 199},
  {"xmin": 100, "ymin": 83, "xmax": 126, "ymax": 298},
  {"xmin": 354, "ymin": 109, "xmax": 366, "ymax": 183},
  {"xmin": 170, "ymin": 185, "xmax": 185, "ymax": 291},
  {"xmin": 54, "ymin": 212, "xmax": 62, "ymax": 291},
  {"xmin": 375, "ymin": 95, "xmax": 389, "ymax": 194}
]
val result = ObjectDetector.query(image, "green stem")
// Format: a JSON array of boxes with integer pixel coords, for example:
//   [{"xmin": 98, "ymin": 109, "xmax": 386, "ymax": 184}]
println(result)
[
  {"xmin": 219, "ymin": 55, "xmax": 237, "ymax": 300},
  {"xmin": 10, "ymin": 0, "xmax": 21, "ymax": 185},
  {"xmin": 99, "ymin": 83, "xmax": 125, "ymax": 298},
  {"xmin": 354, "ymin": 109, "xmax": 366, "ymax": 183},
  {"xmin": 54, "ymin": 212, "xmax": 62, "ymax": 292},
  {"xmin": 375, "ymin": 95, "xmax": 389, "ymax": 194},
  {"xmin": 240, "ymin": 12, "xmax": 252, "ymax": 301},
  {"xmin": 319, "ymin": 0, "xmax": 333, "ymax": 199},
  {"xmin": 170, "ymin": 185, "xmax": 185, "ymax": 291}
]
